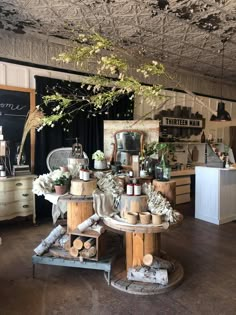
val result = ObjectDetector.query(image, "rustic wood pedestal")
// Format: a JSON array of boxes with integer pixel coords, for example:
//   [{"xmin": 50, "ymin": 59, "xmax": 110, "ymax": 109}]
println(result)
[
  {"xmin": 152, "ymin": 179, "xmax": 176, "ymax": 208},
  {"xmin": 103, "ymin": 216, "xmax": 184, "ymax": 295},
  {"xmin": 59, "ymin": 195, "xmax": 94, "ymax": 233}
]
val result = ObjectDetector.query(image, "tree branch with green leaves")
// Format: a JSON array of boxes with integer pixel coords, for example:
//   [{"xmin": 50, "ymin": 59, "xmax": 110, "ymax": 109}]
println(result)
[{"xmin": 37, "ymin": 31, "xmax": 167, "ymax": 129}]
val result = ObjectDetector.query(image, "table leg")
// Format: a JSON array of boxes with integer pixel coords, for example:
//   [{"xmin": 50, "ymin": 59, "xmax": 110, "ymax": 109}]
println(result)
[
  {"xmin": 32, "ymin": 264, "xmax": 35, "ymax": 278},
  {"xmin": 125, "ymin": 232, "xmax": 161, "ymax": 271}
]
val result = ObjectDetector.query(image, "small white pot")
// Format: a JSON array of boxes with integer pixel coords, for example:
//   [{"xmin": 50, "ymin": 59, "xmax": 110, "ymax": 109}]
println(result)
[{"xmin": 94, "ymin": 159, "xmax": 107, "ymax": 170}]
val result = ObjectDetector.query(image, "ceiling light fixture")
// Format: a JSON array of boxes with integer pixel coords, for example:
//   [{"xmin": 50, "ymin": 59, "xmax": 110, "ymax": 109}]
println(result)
[{"xmin": 210, "ymin": 40, "xmax": 231, "ymax": 121}]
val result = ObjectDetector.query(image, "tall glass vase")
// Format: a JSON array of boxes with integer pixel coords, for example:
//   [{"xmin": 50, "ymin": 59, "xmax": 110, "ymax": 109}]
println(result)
[
  {"xmin": 143, "ymin": 157, "xmax": 155, "ymax": 176},
  {"xmin": 154, "ymin": 155, "xmax": 171, "ymax": 181},
  {"xmin": 15, "ymin": 143, "xmax": 26, "ymax": 165}
]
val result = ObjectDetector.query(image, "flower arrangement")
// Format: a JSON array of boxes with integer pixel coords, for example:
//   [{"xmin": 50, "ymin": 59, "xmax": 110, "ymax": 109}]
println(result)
[
  {"xmin": 51, "ymin": 169, "xmax": 71, "ymax": 186},
  {"xmin": 32, "ymin": 169, "xmax": 71, "ymax": 196},
  {"xmin": 92, "ymin": 150, "xmax": 105, "ymax": 161}
]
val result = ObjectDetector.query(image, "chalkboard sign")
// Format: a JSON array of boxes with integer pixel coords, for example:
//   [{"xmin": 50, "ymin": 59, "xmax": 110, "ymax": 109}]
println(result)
[
  {"xmin": 0, "ymin": 89, "xmax": 29, "ymax": 117},
  {"xmin": 0, "ymin": 85, "xmax": 35, "ymax": 170}
]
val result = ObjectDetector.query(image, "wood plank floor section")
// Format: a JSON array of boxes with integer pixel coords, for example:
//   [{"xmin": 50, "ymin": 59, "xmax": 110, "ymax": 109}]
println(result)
[{"xmin": 0, "ymin": 217, "xmax": 236, "ymax": 315}]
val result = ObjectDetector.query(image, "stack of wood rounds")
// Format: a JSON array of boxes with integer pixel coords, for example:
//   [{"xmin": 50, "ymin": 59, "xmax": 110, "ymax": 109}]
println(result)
[{"xmin": 70, "ymin": 178, "xmax": 97, "ymax": 196}]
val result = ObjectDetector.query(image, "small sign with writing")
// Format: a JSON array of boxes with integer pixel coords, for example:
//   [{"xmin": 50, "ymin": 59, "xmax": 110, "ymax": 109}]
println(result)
[
  {"xmin": 162, "ymin": 117, "xmax": 203, "ymax": 128},
  {"xmin": 0, "ymin": 89, "xmax": 29, "ymax": 116}
]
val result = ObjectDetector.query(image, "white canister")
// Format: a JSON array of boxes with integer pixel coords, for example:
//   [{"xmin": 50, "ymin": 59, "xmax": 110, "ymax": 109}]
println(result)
[
  {"xmin": 126, "ymin": 183, "xmax": 133, "ymax": 195},
  {"xmin": 0, "ymin": 170, "xmax": 6, "ymax": 177},
  {"xmin": 134, "ymin": 184, "xmax": 141, "ymax": 196},
  {"xmin": 79, "ymin": 167, "xmax": 84, "ymax": 180},
  {"xmin": 83, "ymin": 170, "xmax": 90, "ymax": 181},
  {"xmin": 0, "ymin": 165, "xmax": 4, "ymax": 171}
]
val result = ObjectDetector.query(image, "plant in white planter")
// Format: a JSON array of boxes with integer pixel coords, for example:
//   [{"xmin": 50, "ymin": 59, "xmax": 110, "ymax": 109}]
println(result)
[{"xmin": 92, "ymin": 150, "xmax": 107, "ymax": 170}]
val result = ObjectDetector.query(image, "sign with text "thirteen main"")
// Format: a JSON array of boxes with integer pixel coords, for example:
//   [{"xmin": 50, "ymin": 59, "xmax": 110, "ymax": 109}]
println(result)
[{"xmin": 162, "ymin": 117, "xmax": 203, "ymax": 128}]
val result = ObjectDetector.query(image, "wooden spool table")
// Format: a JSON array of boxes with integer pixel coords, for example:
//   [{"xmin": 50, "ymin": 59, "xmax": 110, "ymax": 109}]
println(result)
[{"xmin": 103, "ymin": 214, "xmax": 184, "ymax": 295}]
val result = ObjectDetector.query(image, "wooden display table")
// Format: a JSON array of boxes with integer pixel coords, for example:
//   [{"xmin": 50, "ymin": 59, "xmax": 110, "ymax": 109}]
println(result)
[
  {"xmin": 103, "ymin": 214, "xmax": 184, "ymax": 295},
  {"xmin": 32, "ymin": 253, "xmax": 114, "ymax": 285},
  {"xmin": 103, "ymin": 215, "xmax": 182, "ymax": 270}
]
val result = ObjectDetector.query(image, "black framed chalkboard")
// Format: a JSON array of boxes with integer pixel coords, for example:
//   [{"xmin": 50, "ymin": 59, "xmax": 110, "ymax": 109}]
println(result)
[{"xmin": 0, "ymin": 85, "xmax": 36, "ymax": 170}]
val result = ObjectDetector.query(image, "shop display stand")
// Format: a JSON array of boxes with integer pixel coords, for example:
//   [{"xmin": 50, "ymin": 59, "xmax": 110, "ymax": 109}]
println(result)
[
  {"xmin": 32, "ymin": 251, "xmax": 115, "ymax": 285},
  {"xmin": 103, "ymin": 215, "xmax": 184, "ymax": 295}
]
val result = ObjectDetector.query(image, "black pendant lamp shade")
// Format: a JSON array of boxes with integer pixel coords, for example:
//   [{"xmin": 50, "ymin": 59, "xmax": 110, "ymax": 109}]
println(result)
[
  {"xmin": 210, "ymin": 40, "xmax": 231, "ymax": 122},
  {"xmin": 210, "ymin": 101, "xmax": 231, "ymax": 121}
]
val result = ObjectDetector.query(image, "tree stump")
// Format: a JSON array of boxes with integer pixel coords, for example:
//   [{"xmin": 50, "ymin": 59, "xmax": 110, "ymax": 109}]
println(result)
[
  {"xmin": 118, "ymin": 194, "xmax": 148, "ymax": 218},
  {"xmin": 152, "ymin": 179, "xmax": 176, "ymax": 208},
  {"xmin": 67, "ymin": 200, "xmax": 94, "ymax": 233},
  {"xmin": 70, "ymin": 179, "xmax": 97, "ymax": 196}
]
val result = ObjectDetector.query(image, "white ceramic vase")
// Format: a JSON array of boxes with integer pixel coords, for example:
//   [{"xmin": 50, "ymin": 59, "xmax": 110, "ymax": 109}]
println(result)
[{"xmin": 94, "ymin": 159, "xmax": 107, "ymax": 170}]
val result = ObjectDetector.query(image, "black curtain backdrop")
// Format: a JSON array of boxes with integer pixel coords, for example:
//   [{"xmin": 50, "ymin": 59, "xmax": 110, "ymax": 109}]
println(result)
[{"xmin": 34, "ymin": 75, "xmax": 133, "ymax": 220}]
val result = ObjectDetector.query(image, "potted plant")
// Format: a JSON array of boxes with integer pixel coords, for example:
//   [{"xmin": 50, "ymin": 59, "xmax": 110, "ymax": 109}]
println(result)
[
  {"xmin": 51, "ymin": 169, "xmax": 71, "ymax": 195},
  {"xmin": 92, "ymin": 150, "xmax": 107, "ymax": 170}
]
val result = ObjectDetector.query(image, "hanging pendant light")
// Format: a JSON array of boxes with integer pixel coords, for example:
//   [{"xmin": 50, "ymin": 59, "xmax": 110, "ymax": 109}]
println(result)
[{"xmin": 210, "ymin": 40, "xmax": 231, "ymax": 122}]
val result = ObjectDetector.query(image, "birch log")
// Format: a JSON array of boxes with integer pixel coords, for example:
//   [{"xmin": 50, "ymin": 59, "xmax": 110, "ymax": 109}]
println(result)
[
  {"xmin": 127, "ymin": 266, "xmax": 168, "ymax": 285},
  {"xmin": 77, "ymin": 213, "xmax": 100, "ymax": 233},
  {"xmin": 69, "ymin": 246, "xmax": 79, "ymax": 258},
  {"xmin": 88, "ymin": 223, "xmax": 105, "ymax": 235},
  {"xmin": 55, "ymin": 234, "xmax": 70, "ymax": 251},
  {"xmin": 73, "ymin": 236, "xmax": 87, "ymax": 250},
  {"xmin": 80, "ymin": 246, "xmax": 97, "ymax": 258},
  {"xmin": 143, "ymin": 254, "xmax": 174, "ymax": 272},
  {"xmin": 34, "ymin": 225, "xmax": 66, "ymax": 256},
  {"xmin": 84, "ymin": 238, "xmax": 96, "ymax": 249}
]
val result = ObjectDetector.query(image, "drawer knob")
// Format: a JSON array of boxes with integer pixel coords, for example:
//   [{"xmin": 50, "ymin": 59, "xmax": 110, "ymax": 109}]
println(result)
[
  {"xmin": 16, "ymin": 182, "xmax": 23, "ymax": 186},
  {"xmin": 23, "ymin": 205, "xmax": 29, "ymax": 208},
  {"xmin": 22, "ymin": 193, "xmax": 29, "ymax": 197}
]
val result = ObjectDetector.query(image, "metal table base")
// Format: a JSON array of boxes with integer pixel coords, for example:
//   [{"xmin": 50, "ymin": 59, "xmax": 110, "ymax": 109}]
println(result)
[{"xmin": 32, "ymin": 254, "xmax": 113, "ymax": 285}]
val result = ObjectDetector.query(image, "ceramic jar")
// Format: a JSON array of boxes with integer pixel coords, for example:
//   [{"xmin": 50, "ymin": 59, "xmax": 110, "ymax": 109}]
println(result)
[
  {"xmin": 126, "ymin": 212, "xmax": 138, "ymax": 224},
  {"xmin": 152, "ymin": 213, "xmax": 162, "ymax": 225},
  {"xmin": 139, "ymin": 212, "xmax": 151, "ymax": 224}
]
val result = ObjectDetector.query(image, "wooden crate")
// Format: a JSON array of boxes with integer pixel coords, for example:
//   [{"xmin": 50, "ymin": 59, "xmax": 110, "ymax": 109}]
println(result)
[{"xmin": 70, "ymin": 229, "xmax": 107, "ymax": 261}]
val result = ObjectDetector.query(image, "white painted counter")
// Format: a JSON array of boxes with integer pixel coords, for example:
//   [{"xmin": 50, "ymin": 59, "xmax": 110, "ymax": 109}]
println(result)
[{"xmin": 195, "ymin": 166, "xmax": 236, "ymax": 224}]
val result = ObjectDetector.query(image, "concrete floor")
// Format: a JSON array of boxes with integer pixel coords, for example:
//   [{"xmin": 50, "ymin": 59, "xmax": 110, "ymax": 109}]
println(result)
[{"xmin": 1, "ymin": 217, "xmax": 236, "ymax": 315}]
